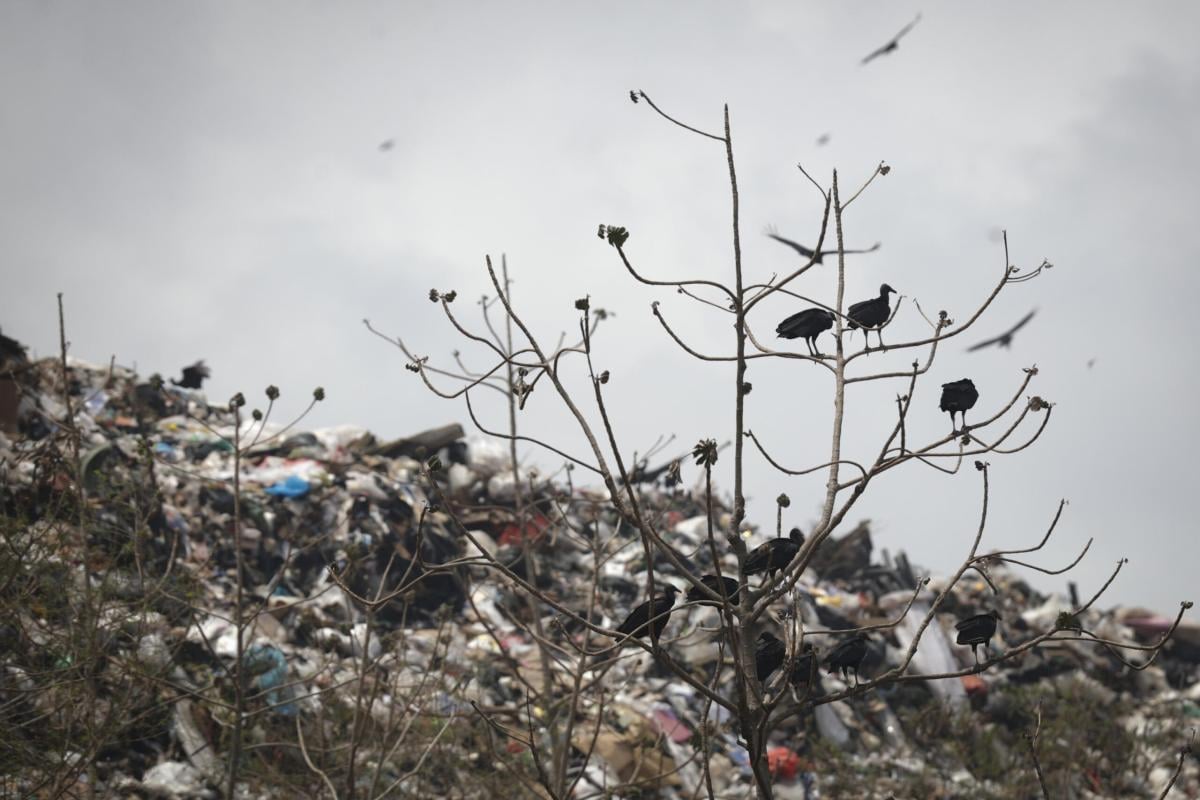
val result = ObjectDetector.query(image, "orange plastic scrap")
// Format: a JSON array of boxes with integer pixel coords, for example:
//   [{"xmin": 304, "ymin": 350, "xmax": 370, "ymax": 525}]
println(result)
[
  {"xmin": 960, "ymin": 674, "xmax": 987, "ymax": 698},
  {"xmin": 767, "ymin": 746, "xmax": 801, "ymax": 782}
]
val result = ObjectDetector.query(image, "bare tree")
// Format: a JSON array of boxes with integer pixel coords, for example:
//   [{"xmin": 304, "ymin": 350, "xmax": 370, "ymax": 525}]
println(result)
[
  {"xmin": 383, "ymin": 91, "xmax": 1194, "ymax": 799},
  {"xmin": 1, "ymin": 92, "xmax": 1191, "ymax": 800}
]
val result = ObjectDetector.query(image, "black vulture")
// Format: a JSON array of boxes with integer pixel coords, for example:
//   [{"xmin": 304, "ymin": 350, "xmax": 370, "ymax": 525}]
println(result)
[
  {"xmin": 823, "ymin": 633, "xmax": 869, "ymax": 686},
  {"xmin": 955, "ymin": 610, "xmax": 1001, "ymax": 664},
  {"xmin": 847, "ymin": 284, "xmax": 897, "ymax": 349},
  {"xmin": 861, "ymin": 13, "xmax": 922, "ymax": 65},
  {"xmin": 744, "ymin": 527, "xmax": 805, "ymax": 582},
  {"xmin": 789, "ymin": 643, "xmax": 819, "ymax": 686},
  {"xmin": 171, "ymin": 360, "xmax": 210, "ymax": 390},
  {"xmin": 686, "ymin": 575, "xmax": 740, "ymax": 607},
  {"xmin": 755, "ymin": 632, "xmax": 787, "ymax": 683},
  {"xmin": 776, "ymin": 308, "xmax": 835, "ymax": 357},
  {"xmin": 939, "ymin": 378, "xmax": 979, "ymax": 431},
  {"xmin": 615, "ymin": 584, "xmax": 679, "ymax": 644},
  {"xmin": 967, "ymin": 309, "xmax": 1036, "ymax": 352},
  {"xmin": 766, "ymin": 232, "xmax": 881, "ymax": 265}
]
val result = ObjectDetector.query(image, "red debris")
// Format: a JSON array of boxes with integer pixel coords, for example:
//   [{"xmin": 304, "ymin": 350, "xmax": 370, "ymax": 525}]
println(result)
[
  {"xmin": 499, "ymin": 512, "xmax": 551, "ymax": 546},
  {"xmin": 960, "ymin": 674, "xmax": 987, "ymax": 698},
  {"xmin": 767, "ymin": 746, "xmax": 801, "ymax": 782}
]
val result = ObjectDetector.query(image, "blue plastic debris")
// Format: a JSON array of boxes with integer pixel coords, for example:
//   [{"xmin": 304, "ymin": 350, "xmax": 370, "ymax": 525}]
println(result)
[
  {"xmin": 245, "ymin": 643, "xmax": 297, "ymax": 716},
  {"xmin": 265, "ymin": 474, "xmax": 311, "ymax": 498}
]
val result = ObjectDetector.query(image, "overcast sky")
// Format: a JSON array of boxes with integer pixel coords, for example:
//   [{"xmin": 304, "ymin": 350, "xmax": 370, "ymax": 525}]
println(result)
[{"xmin": 3, "ymin": 1, "xmax": 1198, "ymax": 613}]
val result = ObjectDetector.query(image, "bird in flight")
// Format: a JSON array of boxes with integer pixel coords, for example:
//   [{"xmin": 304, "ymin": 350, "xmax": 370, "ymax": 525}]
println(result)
[
  {"xmin": 966, "ymin": 309, "xmax": 1037, "ymax": 352},
  {"xmin": 766, "ymin": 231, "xmax": 881, "ymax": 265},
  {"xmin": 861, "ymin": 13, "xmax": 922, "ymax": 65},
  {"xmin": 171, "ymin": 360, "xmax": 210, "ymax": 390}
]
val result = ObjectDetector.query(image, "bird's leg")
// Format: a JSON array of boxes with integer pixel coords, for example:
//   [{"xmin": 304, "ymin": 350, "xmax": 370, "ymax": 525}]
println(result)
[
  {"xmin": 961, "ymin": 411, "xmax": 969, "ymax": 432},
  {"xmin": 972, "ymin": 645, "xmax": 979, "ymax": 667}
]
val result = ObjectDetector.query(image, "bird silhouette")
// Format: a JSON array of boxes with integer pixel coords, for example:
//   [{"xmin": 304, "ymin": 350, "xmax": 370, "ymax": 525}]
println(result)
[
  {"xmin": 861, "ymin": 13, "xmax": 922, "ymax": 65},
  {"xmin": 744, "ymin": 528, "xmax": 805, "ymax": 582},
  {"xmin": 776, "ymin": 308, "xmax": 835, "ymax": 357},
  {"xmin": 967, "ymin": 309, "xmax": 1036, "ymax": 352},
  {"xmin": 955, "ymin": 610, "xmax": 1001, "ymax": 664},
  {"xmin": 766, "ymin": 231, "xmax": 880, "ymax": 265},
  {"xmin": 823, "ymin": 633, "xmax": 869, "ymax": 686},
  {"xmin": 614, "ymin": 584, "xmax": 679, "ymax": 644},
  {"xmin": 686, "ymin": 575, "xmax": 740, "ymax": 607},
  {"xmin": 847, "ymin": 284, "xmax": 897, "ymax": 349},
  {"xmin": 171, "ymin": 360, "xmax": 210, "ymax": 390},
  {"xmin": 939, "ymin": 378, "xmax": 979, "ymax": 432},
  {"xmin": 756, "ymin": 632, "xmax": 787, "ymax": 683}
]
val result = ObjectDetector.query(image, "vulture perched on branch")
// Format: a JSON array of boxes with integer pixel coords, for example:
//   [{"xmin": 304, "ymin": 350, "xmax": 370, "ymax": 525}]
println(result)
[
  {"xmin": 744, "ymin": 528, "xmax": 805, "ymax": 582},
  {"xmin": 956, "ymin": 610, "xmax": 1001, "ymax": 664},
  {"xmin": 777, "ymin": 307, "xmax": 835, "ymax": 357},
  {"xmin": 847, "ymin": 284, "xmax": 897, "ymax": 349},
  {"xmin": 940, "ymin": 378, "xmax": 979, "ymax": 432}
]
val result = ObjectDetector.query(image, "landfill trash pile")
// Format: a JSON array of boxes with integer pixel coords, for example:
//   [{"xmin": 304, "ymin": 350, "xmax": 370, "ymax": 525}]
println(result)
[{"xmin": 1, "ymin": 344, "xmax": 1197, "ymax": 799}]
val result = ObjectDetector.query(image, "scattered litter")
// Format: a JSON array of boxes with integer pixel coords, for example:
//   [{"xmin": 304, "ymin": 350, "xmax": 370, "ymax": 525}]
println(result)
[{"xmin": 0, "ymin": 343, "xmax": 1194, "ymax": 799}]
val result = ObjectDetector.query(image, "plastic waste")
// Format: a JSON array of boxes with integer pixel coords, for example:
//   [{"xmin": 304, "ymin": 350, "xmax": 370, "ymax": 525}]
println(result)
[
  {"xmin": 140, "ymin": 761, "xmax": 215, "ymax": 799},
  {"xmin": 768, "ymin": 746, "xmax": 802, "ymax": 782},
  {"xmin": 265, "ymin": 474, "xmax": 311, "ymax": 498},
  {"xmin": 894, "ymin": 601, "xmax": 967, "ymax": 709},
  {"xmin": 244, "ymin": 642, "xmax": 296, "ymax": 716}
]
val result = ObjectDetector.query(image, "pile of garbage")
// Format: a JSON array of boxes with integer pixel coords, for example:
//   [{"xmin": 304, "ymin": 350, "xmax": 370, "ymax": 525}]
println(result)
[{"xmin": 1, "ymin": 341, "xmax": 1197, "ymax": 799}]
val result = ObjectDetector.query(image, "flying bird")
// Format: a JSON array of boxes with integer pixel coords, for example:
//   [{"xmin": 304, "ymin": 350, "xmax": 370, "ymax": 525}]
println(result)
[
  {"xmin": 378, "ymin": 139, "xmax": 395, "ymax": 152},
  {"xmin": 955, "ymin": 610, "xmax": 1001, "ymax": 664},
  {"xmin": 756, "ymin": 632, "xmax": 787, "ymax": 683},
  {"xmin": 614, "ymin": 584, "xmax": 679, "ymax": 644},
  {"xmin": 939, "ymin": 378, "xmax": 979, "ymax": 432},
  {"xmin": 823, "ymin": 633, "xmax": 869, "ymax": 686},
  {"xmin": 847, "ymin": 284, "xmax": 897, "ymax": 349},
  {"xmin": 815, "ymin": 133, "xmax": 831, "ymax": 147},
  {"xmin": 744, "ymin": 527, "xmax": 805, "ymax": 582},
  {"xmin": 967, "ymin": 309, "xmax": 1037, "ymax": 352},
  {"xmin": 171, "ymin": 360, "xmax": 210, "ymax": 390},
  {"xmin": 776, "ymin": 308, "xmax": 835, "ymax": 357},
  {"xmin": 861, "ymin": 13, "xmax": 922, "ymax": 65},
  {"xmin": 686, "ymin": 575, "xmax": 740, "ymax": 607},
  {"xmin": 766, "ymin": 231, "xmax": 881, "ymax": 265}
]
